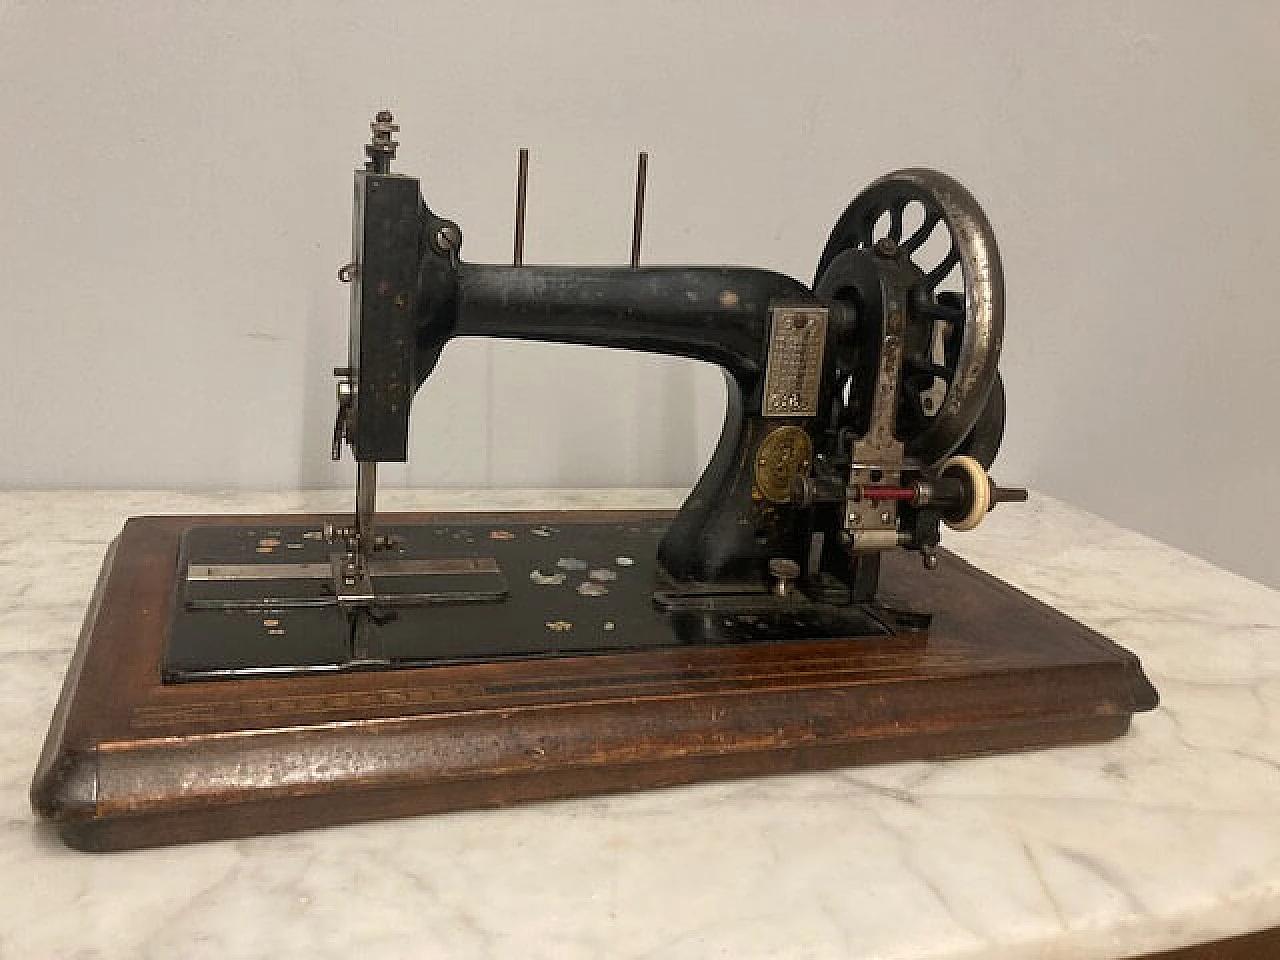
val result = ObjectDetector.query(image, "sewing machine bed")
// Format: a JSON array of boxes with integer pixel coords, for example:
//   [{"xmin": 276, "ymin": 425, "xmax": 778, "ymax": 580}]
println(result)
[
  {"xmin": 166, "ymin": 517, "xmax": 901, "ymax": 678},
  {"xmin": 33, "ymin": 510, "xmax": 1157, "ymax": 851}
]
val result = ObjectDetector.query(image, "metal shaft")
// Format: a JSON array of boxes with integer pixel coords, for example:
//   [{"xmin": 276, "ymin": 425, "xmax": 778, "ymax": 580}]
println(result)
[
  {"xmin": 513, "ymin": 148, "xmax": 529, "ymax": 266},
  {"xmin": 355, "ymin": 460, "xmax": 377, "ymax": 561},
  {"xmin": 630, "ymin": 152, "xmax": 648, "ymax": 268}
]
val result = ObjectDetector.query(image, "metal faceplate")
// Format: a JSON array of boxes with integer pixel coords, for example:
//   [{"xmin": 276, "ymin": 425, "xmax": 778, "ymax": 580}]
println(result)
[
  {"xmin": 763, "ymin": 306, "xmax": 828, "ymax": 417},
  {"xmin": 346, "ymin": 171, "xmax": 423, "ymax": 462},
  {"xmin": 847, "ymin": 285, "xmax": 908, "ymax": 551}
]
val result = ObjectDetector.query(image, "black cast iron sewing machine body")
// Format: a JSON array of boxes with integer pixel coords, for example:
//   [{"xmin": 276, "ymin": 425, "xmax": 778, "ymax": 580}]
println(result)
[
  {"xmin": 161, "ymin": 111, "xmax": 1026, "ymax": 679},
  {"xmin": 160, "ymin": 112, "xmax": 1023, "ymax": 679},
  {"xmin": 330, "ymin": 111, "xmax": 1017, "ymax": 616}
]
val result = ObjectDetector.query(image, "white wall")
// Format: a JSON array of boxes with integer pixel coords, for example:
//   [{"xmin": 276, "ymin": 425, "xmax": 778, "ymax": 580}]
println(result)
[{"xmin": 1, "ymin": 1, "xmax": 1277, "ymax": 587}]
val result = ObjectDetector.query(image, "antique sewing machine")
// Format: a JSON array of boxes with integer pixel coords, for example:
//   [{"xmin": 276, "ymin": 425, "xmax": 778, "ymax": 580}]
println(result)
[{"xmin": 33, "ymin": 113, "xmax": 1156, "ymax": 850}]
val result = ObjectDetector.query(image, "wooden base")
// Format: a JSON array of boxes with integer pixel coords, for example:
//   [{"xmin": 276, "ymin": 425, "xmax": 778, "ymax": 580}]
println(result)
[{"xmin": 32, "ymin": 511, "xmax": 1158, "ymax": 851}]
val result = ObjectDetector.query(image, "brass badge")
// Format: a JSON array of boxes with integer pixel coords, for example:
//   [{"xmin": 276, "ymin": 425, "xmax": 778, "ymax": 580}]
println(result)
[{"xmin": 754, "ymin": 426, "xmax": 813, "ymax": 503}]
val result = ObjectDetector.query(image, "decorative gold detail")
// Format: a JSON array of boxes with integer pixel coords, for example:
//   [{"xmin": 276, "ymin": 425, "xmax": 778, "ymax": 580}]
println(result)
[
  {"xmin": 754, "ymin": 426, "xmax": 813, "ymax": 504},
  {"xmin": 545, "ymin": 620, "xmax": 573, "ymax": 632}
]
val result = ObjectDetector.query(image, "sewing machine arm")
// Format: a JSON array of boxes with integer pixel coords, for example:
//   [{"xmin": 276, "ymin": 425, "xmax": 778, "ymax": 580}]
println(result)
[{"xmin": 334, "ymin": 144, "xmax": 1020, "ymax": 601}]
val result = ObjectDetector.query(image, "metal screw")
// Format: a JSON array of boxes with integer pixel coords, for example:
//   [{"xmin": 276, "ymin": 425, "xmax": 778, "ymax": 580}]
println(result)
[
  {"xmin": 365, "ymin": 110, "xmax": 399, "ymax": 173},
  {"xmin": 880, "ymin": 511, "xmax": 891, "ymax": 524},
  {"xmin": 768, "ymin": 558, "xmax": 801, "ymax": 598},
  {"xmin": 434, "ymin": 222, "xmax": 462, "ymax": 256},
  {"xmin": 874, "ymin": 237, "xmax": 899, "ymax": 258}
]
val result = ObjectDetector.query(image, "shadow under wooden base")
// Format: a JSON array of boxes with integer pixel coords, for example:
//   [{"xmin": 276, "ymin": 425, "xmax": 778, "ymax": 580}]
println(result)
[{"xmin": 32, "ymin": 511, "xmax": 1158, "ymax": 851}]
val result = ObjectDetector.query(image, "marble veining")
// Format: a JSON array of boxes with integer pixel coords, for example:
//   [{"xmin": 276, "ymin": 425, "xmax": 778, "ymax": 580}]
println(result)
[{"xmin": 2, "ymin": 490, "xmax": 1278, "ymax": 959}]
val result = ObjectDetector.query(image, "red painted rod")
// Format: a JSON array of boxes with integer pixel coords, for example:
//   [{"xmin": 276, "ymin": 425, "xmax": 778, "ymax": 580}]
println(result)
[{"xmin": 857, "ymin": 485, "xmax": 918, "ymax": 503}]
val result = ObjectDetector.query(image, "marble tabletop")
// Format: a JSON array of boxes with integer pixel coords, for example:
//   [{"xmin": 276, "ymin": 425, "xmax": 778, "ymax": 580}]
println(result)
[{"xmin": 2, "ymin": 489, "xmax": 1278, "ymax": 960}]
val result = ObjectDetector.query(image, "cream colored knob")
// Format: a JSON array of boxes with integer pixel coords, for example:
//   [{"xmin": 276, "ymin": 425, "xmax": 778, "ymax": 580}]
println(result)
[{"xmin": 940, "ymin": 455, "xmax": 991, "ymax": 531}]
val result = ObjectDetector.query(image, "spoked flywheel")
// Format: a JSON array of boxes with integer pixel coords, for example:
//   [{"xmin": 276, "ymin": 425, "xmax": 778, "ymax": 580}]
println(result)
[{"xmin": 814, "ymin": 169, "xmax": 1005, "ymax": 468}]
